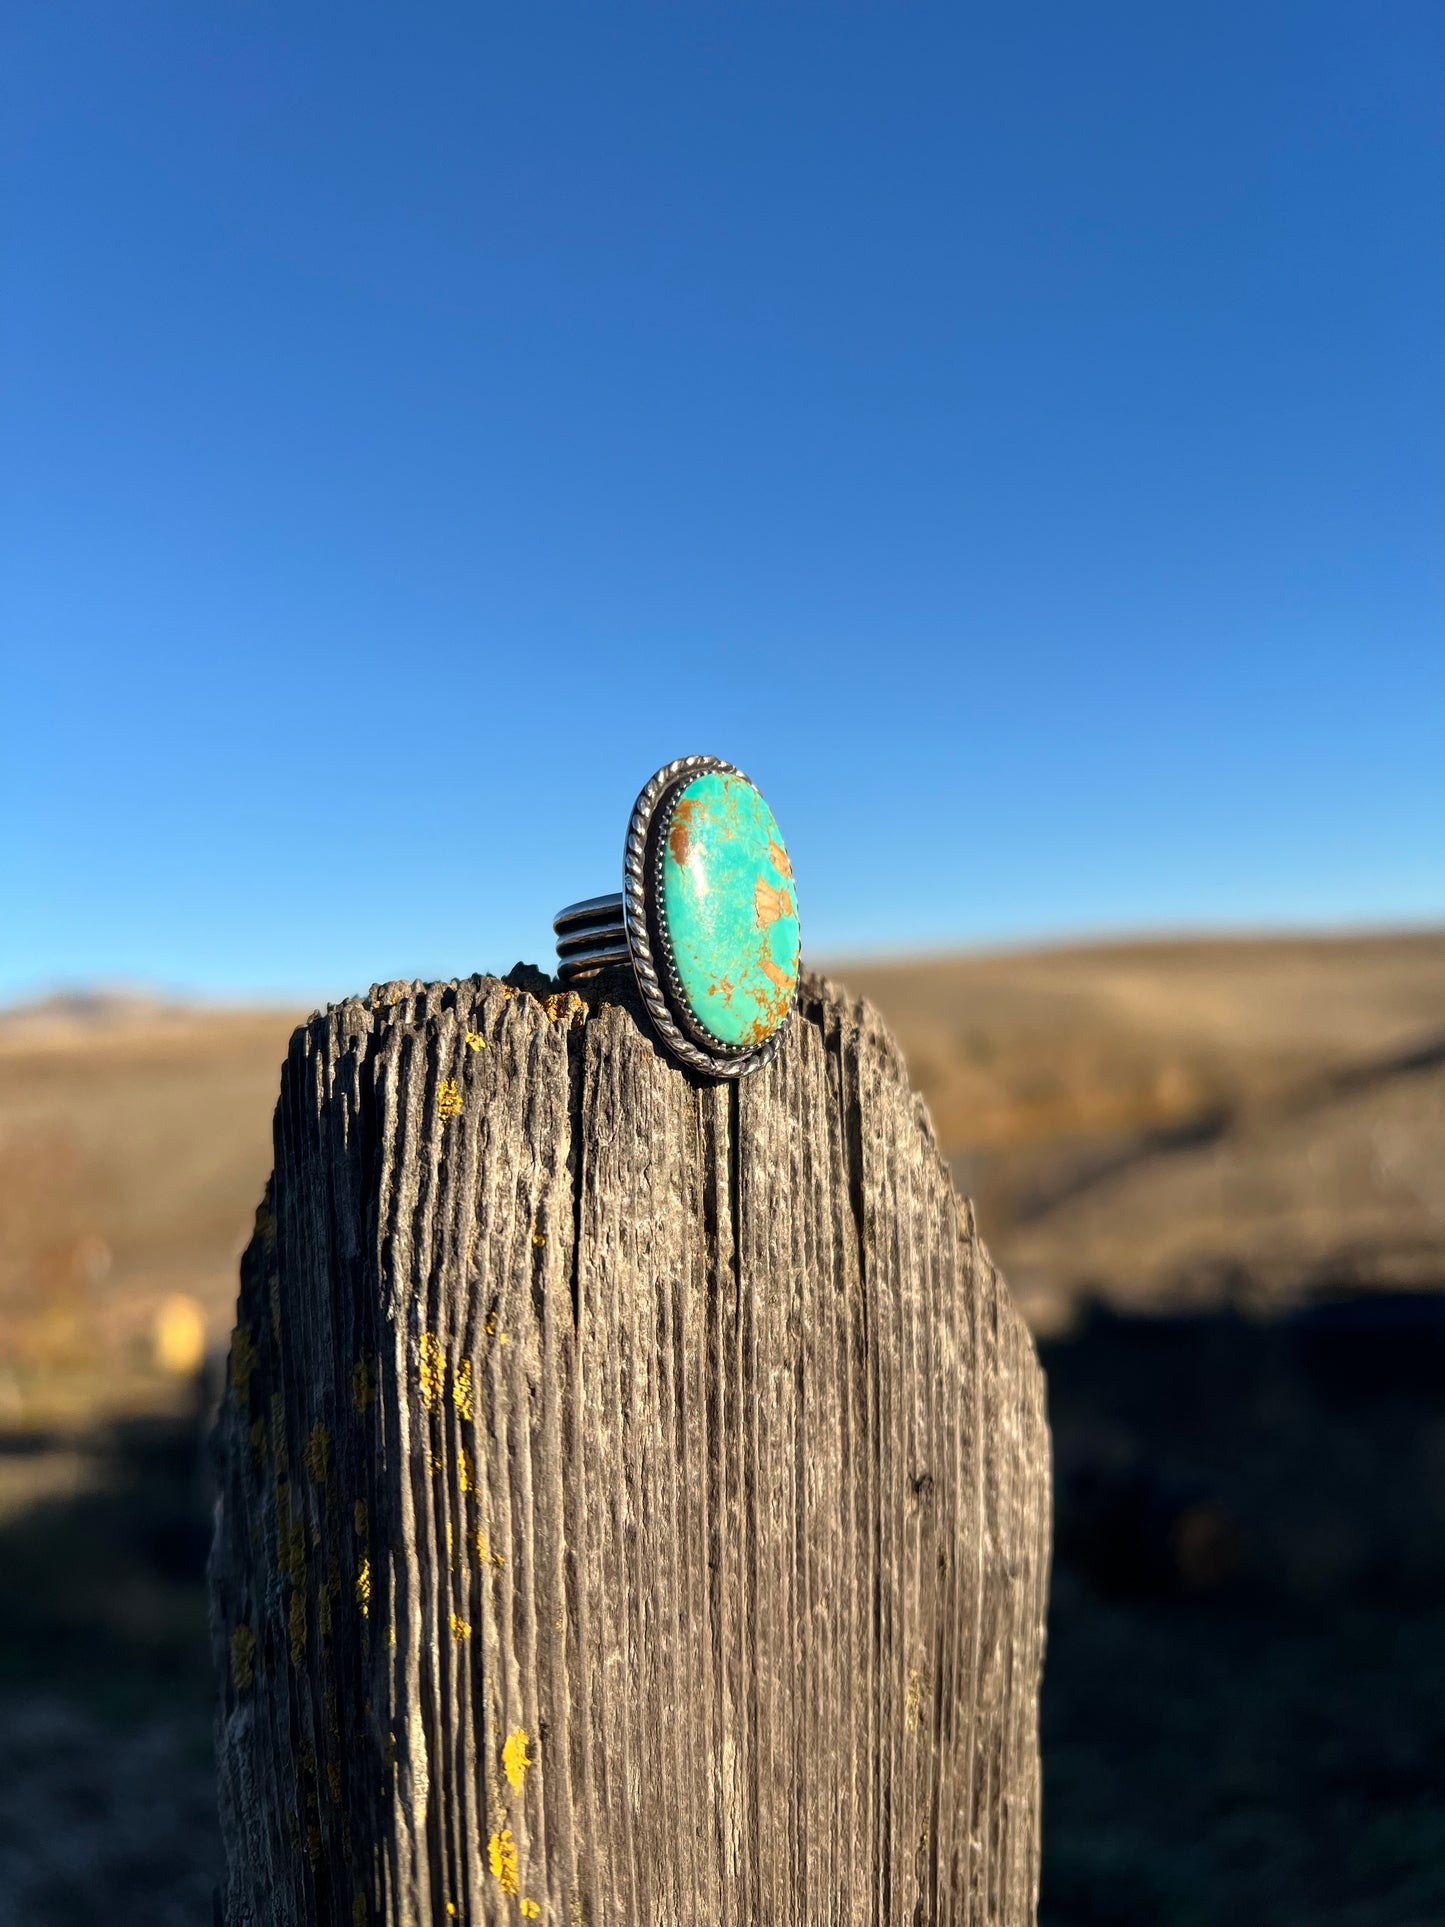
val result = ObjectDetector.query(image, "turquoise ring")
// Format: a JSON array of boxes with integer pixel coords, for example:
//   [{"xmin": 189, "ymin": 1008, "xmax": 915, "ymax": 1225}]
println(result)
[{"xmin": 553, "ymin": 755, "xmax": 801, "ymax": 1077}]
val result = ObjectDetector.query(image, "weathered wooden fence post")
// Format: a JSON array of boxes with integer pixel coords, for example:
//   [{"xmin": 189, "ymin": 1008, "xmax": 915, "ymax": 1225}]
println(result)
[{"xmin": 210, "ymin": 967, "xmax": 1050, "ymax": 1925}]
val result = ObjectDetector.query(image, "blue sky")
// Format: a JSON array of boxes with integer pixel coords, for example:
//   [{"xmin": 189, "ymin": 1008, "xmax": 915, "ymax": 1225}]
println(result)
[{"xmin": 3, "ymin": 3, "xmax": 1440, "ymax": 1002}]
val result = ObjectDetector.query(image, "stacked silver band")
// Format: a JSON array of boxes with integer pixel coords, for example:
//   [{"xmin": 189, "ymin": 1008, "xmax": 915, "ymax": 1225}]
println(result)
[{"xmin": 552, "ymin": 892, "xmax": 629, "ymax": 983}]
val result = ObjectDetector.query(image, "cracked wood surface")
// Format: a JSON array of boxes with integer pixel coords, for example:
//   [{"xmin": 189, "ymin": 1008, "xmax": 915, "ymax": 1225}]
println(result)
[{"xmin": 209, "ymin": 968, "xmax": 1050, "ymax": 1925}]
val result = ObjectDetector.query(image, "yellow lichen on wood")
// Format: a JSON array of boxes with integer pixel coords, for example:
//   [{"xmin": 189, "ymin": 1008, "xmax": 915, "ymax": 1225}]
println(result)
[
  {"xmin": 437, "ymin": 1078, "xmax": 464, "ymax": 1120},
  {"xmin": 275, "ymin": 1481, "xmax": 306, "ymax": 1584},
  {"xmin": 450, "ymin": 1612, "xmax": 472, "ymax": 1641},
  {"xmin": 304, "ymin": 1423, "xmax": 330, "ymax": 1483},
  {"xmin": 452, "ymin": 1358, "xmax": 474, "ymax": 1421},
  {"xmin": 464, "ymin": 1031, "xmax": 486, "ymax": 1051},
  {"xmin": 502, "ymin": 1727, "xmax": 533, "ymax": 1791},
  {"xmin": 352, "ymin": 1896, "xmax": 368, "ymax": 1927},
  {"xmin": 419, "ymin": 1333, "xmax": 446, "ymax": 1413},
  {"xmin": 488, "ymin": 1828, "xmax": 520, "ymax": 1895},
  {"xmin": 542, "ymin": 989, "xmax": 587, "ymax": 1028},
  {"xmin": 352, "ymin": 1357, "xmax": 376, "ymax": 1412},
  {"xmin": 229, "ymin": 1622, "xmax": 256, "ymax": 1691},
  {"xmin": 520, "ymin": 1901, "xmax": 540, "ymax": 1919},
  {"xmin": 459, "ymin": 1447, "xmax": 473, "ymax": 1493},
  {"xmin": 356, "ymin": 1558, "xmax": 371, "ymax": 1617}
]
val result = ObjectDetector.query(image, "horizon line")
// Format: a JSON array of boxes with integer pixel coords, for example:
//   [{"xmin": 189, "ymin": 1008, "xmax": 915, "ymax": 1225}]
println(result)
[{"xmin": 3, "ymin": 914, "xmax": 1441, "ymax": 1015}]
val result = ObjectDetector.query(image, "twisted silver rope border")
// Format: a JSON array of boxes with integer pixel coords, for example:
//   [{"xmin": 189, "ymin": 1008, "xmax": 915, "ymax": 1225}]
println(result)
[{"xmin": 622, "ymin": 754, "xmax": 796, "ymax": 1079}]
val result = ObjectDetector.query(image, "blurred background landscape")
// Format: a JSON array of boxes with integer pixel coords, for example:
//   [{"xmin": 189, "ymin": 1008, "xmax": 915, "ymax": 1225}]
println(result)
[
  {"xmin": 4, "ymin": 2, "xmax": 1441, "ymax": 1921},
  {"xmin": 4, "ymin": 928, "xmax": 1444, "ymax": 1921}
]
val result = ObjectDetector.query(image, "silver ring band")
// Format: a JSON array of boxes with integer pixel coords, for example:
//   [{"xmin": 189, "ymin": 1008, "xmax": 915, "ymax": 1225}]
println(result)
[{"xmin": 552, "ymin": 893, "xmax": 627, "ymax": 982}]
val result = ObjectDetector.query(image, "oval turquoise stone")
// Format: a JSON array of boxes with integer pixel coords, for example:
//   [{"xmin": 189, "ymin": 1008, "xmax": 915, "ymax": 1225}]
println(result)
[{"xmin": 659, "ymin": 770, "xmax": 800, "ymax": 1050}]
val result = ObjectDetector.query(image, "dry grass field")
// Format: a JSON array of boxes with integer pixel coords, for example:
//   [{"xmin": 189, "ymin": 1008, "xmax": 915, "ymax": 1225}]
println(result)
[
  {"xmin": 0, "ymin": 999, "xmax": 294, "ymax": 1432},
  {"xmin": 1, "ymin": 930, "xmax": 1442, "ymax": 1922},
  {"xmin": 851, "ymin": 929, "xmax": 1445, "ymax": 1326}
]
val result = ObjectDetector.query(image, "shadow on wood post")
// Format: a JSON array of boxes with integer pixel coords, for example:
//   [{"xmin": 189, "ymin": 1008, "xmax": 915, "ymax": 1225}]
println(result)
[{"xmin": 209, "ymin": 968, "xmax": 1051, "ymax": 1926}]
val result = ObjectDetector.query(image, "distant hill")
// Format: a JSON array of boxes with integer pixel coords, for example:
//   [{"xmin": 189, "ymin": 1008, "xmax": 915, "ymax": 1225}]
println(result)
[
  {"xmin": 845, "ymin": 929, "xmax": 1445, "ymax": 1329},
  {"xmin": 0, "ymin": 987, "xmax": 199, "ymax": 1044},
  {"xmin": 2, "ymin": 929, "xmax": 1441, "ymax": 1421}
]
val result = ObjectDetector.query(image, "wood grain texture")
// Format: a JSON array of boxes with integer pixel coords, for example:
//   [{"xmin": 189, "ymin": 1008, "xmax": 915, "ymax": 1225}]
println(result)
[{"xmin": 210, "ymin": 968, "xmax": 1050, "ymax": 1926}]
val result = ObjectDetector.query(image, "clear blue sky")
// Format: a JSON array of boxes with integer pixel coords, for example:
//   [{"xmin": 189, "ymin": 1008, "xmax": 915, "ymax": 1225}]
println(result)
[{"xmin": 3, "ymin": 3, "xmax": 1440, "ymax": 1002}]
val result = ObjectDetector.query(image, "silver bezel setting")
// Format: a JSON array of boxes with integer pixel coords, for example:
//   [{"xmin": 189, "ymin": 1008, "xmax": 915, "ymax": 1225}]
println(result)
[{"xmin": 621, "ymin": 754, "xmax": 797, "ymax": 1078}]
